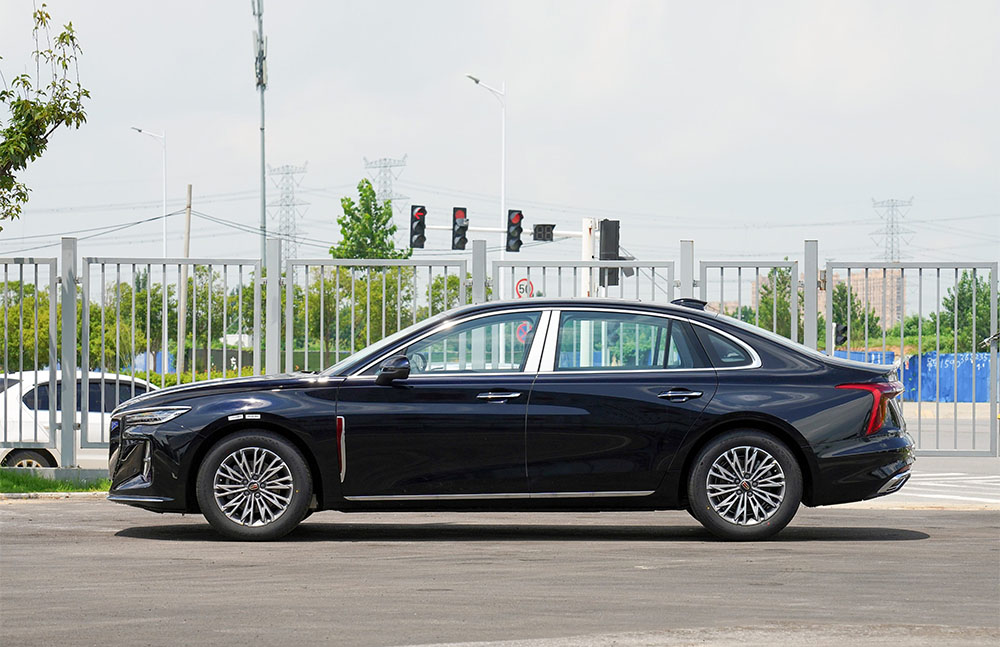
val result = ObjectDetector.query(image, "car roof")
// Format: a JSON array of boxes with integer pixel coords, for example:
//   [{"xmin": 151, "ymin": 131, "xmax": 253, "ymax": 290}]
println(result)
[{"xmin": 445, "ymin": 298, "xmax": 717, "ymax": 319}]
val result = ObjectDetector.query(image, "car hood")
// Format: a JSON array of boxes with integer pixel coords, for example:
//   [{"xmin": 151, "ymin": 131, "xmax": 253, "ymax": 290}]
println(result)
[{"xmin": 115, "ymin": 373, "xmax": 346, "ymax": 412}]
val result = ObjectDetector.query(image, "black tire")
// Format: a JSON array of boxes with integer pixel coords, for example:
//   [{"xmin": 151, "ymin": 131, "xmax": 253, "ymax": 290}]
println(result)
[
  {"xmin": 1, "ymin": 449, "xmax": 55, "ymax": 468},
  {"xmin": 687, "ymin": 430, "xmax": 802, "ymax": 541},
  {"xmin": 196, "ymin": 430, "xmax": 312, "ymax": 541}
]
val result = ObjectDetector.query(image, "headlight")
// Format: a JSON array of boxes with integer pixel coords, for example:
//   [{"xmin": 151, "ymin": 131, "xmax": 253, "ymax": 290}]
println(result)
[{"xmin": 121, "ymin": 407, "xmax": 190, "ymax": 427}]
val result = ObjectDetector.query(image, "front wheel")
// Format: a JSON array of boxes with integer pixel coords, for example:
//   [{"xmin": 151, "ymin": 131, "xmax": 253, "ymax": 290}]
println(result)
[
  {"xmin": 687, "ymin": 430, "xmax": 802, "ymax": 541},
  {"xmin": 196, "ymin": 430, "xmax": 312, "ymax": 541}
]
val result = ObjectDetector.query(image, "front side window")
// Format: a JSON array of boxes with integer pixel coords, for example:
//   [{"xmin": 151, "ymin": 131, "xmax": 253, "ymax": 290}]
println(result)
[
  {"xmin": 555, "ymin": 311, "xmax": 707, "ymax": 371},
  {"xmin": 401, "ymin": 311, "xmax": 542, "ymax": 374}
]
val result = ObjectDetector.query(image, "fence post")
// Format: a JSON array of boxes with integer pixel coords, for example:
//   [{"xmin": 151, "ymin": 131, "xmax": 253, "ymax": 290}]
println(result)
[
  {"xmin": 265, "ymin": 239, "xmax": 281, "ymax": 375},
  {"xmin": 804, "ymin": 240, "xmax": 818, "ymax": 349},
  {"xmin": 59, "ymin": 237, "xmax": 78, "ymax": 467},
  {"xmin": 679, "ymin": 240, "xmax": 694, "ymax": 298},
  {"xmin": 472, "ymin": 240, "xmax": 487, "ymax": 304}
]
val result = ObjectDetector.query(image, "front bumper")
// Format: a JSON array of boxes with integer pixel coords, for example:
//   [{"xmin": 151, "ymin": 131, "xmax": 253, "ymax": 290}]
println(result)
[{"xmin": 108, "ymin": 420, "xmax": 197, "ymax": 513}]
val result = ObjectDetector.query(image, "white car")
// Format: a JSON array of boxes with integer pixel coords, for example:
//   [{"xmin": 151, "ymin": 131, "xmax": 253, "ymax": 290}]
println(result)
[{"xmin": 1, "ymin": 371, "xmax": 156, "ymax": 470}]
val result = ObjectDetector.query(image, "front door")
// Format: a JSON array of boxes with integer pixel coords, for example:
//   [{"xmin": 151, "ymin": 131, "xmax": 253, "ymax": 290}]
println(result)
[
  {"xmin": 338, "ymin": 310, "xmax": 544, "ymax": 499},
  {"xmin": 527, "ymin": 310, "xmax": 717, "ymax": 495}
]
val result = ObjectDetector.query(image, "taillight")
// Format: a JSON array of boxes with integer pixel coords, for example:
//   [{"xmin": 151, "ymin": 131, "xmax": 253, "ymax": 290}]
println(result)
[{"xmin": 836, "ymin": 381, "xmax": 903, "ymax": 436}]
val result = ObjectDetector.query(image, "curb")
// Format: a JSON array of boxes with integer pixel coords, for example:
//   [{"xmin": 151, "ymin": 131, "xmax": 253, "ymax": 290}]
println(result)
[{"xmin": 0, "ymin": 491, "xmax": 108, "ymax": 500}]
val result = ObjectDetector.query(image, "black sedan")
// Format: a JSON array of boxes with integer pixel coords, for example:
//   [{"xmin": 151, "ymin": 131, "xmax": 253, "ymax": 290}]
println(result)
[{"xmin": 108, "ymin": 298, "xmax": 913, "ymax": 541}]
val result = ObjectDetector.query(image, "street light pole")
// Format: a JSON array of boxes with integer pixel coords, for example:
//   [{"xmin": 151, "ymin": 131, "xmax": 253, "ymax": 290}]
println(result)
[
  {"xmin": 131, "ymin": 127, "xmax": 167, "ymax": 256},
  {"xmin": 466, "ymin": 74, "xmax": 506, "ymax": 294}
]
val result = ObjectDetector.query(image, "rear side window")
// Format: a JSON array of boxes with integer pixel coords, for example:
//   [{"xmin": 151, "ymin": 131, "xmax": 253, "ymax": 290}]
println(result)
[
  {"xmin": 555, "ymin": 311, "xmax": 708, "ymax": 371},
  {"xmin": 1, "ymin": 378, "xmax": 19, "ymax": 394},
  {"xmin": 695, "ymin": 326, "xmax": 755, "ymax": 368}
]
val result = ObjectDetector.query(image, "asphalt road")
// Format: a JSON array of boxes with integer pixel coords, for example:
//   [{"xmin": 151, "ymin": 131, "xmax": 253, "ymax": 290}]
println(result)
[{"xmin": 1, "ymin": 500, "xmax": 998, "ymax": 646}]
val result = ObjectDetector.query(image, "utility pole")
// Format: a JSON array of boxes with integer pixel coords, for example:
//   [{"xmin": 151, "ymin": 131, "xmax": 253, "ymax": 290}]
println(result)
[
  {"xmin": 177, "ymin": 184, "xmax": 193, "ymax": 374},
  {"xmin": 252, "ymin": 0, "xmax": 268, "ymax": 270},
  {"xmin": 268, "ymin": 163, "xmax": 308, "ymax": 261}
]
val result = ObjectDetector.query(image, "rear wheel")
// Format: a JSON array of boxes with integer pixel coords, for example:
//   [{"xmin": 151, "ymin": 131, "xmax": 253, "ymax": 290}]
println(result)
[
  {"xmin": 196, "ymin": 431, "xmax": 312, "ymax": 541},
  {"xmin": 1, "ymin": 449, "xmax": 55, "ymax": 468},
  {"xmin": 687, "ymin": 430, "xmax": 802, "ymax": 541}
]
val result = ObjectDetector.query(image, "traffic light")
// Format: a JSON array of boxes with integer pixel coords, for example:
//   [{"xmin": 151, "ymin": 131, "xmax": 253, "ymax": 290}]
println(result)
[
  {"xmin": 409, "ymin": 205, "xmax": 426, "ymax": 248},
  {"xmin": 532, "ymin": 223, "xmax": 555, "ymax": 242},
  {"xmin": 452, "ymin": 207, "xmax": 469, "ymax": 250},
  {"xmin": 599, "ymin": 219, "xmax": 620, "ymax": 286},
  {"xmin": 506, "ymin": 209, "xmax": 523, "ymax": 252}
]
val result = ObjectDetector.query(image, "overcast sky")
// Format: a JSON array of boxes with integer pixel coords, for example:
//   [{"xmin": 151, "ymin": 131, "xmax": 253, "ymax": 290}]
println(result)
[{"xmin": 1, "ymin": 0, "xmax": 997, "ymax": 266}]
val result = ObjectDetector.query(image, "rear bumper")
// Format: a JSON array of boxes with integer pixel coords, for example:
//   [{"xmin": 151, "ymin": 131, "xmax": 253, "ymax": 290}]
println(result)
[{"xmin": 807, "ymin": 431, "xmax": 915, "ymax": 506}]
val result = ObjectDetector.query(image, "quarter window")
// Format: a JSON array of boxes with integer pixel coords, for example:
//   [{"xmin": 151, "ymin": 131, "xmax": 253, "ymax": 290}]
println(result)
[
  {"xmin": 555, "ymin": 312, "xmax": 706, "ymax": 371},
  {"xmin": 402, "ymin": 311, "xmax": 541, "ymax": 374},
  {"xmin": 696, "ymin": 327, "xmax": 754, "ymax": 368}
]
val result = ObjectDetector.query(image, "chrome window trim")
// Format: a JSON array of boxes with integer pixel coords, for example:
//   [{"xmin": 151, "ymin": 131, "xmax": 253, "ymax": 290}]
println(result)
[
  {"xmin": 343, "ymin": 490, "xmax": 655, "ymax": 502},
  {"xmin": 352, "ymin": 307, "xmax": 548, "ymax": 376},
  {"xmin": 539, "ymin": 307, "xmax": 761, "ymax": 373}
]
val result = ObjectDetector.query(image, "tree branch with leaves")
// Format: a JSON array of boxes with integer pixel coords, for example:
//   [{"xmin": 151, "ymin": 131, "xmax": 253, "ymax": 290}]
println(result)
[{"xmin": 1, "ymin": 3, "xmax": 90, "ymax": 228}]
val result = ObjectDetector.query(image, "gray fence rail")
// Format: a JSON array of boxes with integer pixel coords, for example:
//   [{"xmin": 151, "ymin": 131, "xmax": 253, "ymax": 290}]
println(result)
[{"xmin": 0, "ymin": 237, "xmax": 996, "ymax": 465}]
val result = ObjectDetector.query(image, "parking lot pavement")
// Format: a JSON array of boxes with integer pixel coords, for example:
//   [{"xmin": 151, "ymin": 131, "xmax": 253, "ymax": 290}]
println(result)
[
  {"xmin": 845, "ymin": 456, "xmax": 1000, "ymax": 509},
  {"xmin": 1, "ymin": 499, "xmax": 998, "ymax": 647}
]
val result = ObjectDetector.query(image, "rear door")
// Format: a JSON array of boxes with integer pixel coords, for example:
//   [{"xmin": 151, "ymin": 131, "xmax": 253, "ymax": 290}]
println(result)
[{"xmin": 526, "ymin": 310, "xmax": 717, "ymax": 495}]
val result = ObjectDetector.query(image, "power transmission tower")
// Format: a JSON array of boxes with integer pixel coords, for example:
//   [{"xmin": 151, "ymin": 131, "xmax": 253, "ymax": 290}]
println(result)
[
  {"xmin": 364, "ymin": 154, "xmax": 408, "ymax": 212},
  {"xmin": 871, "ymin": 197, "xmax": 914, "ymax": 328},
  {"xmin": 268, "ymin": 163, "xmax": 308, "ymax": 260},
  {"xmin": 364, "ymin": 155, "xmax": 408, "ymax": 248},
  {"xmin": 871, "ymin": 197, "xmax": 914, "ymax": 263}
]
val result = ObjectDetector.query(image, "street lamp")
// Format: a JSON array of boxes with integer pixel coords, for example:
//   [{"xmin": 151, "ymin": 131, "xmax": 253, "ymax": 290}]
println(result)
[
  {"xmin": 131, "ymin": 127, "xmax": 167, "ymax": 256},
  {"xmin": 465, "ymin": 73, "xmax": 507, "ymax": 273}
]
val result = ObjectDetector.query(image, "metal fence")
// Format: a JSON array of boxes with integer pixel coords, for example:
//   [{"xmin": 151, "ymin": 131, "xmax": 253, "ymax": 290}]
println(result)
[
  {"xmin": 0, "ymin": 256, "xmax": 58, "ymax": 451},
  {"xmin": 282, "ymin": 255, "xmax": 467, "ymax": 373},
  {"xmin": 0, "ymin": 237, "xmax": 996, "ymax": 465},
  {"xmin": 492, "ymin": 259, "xmax": 675, "ymax": 302},
  {"xmin": 79, "ymin": 255, "xmax": 262, "ymax": 446},
  {"xmin": 824, "ymin": 260, "xmax": 998, "ymax": 456}
]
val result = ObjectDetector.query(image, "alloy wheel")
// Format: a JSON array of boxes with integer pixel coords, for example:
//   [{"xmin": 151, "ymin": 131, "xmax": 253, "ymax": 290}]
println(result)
[
  {"xmin": 706, "ymin": 445, "xmax": 786, "ymax": 526},
  {"xmin": 213, "ymin": 447, "xmax": 294, "ymax": 527}
]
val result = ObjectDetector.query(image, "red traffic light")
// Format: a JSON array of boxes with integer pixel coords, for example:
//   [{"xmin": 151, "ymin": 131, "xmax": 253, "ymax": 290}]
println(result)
[
  {"xmin": 509, "ymin": 211, "xmax": 522, "ymax": 224},
  {"xmin": 453, "ymin": 208, "xmax": 466, "ymax": 221}
]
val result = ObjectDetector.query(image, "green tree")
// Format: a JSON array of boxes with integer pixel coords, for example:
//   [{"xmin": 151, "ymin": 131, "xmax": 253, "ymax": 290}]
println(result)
[
  {"xmin": 1, "ymin": 4, "xmax": 90, "ymax": 226},
  {"xmin": 829, "ymin": 282, "xmax": 882, "ymax": 346},
  {"xmin": 940, "ymin": 270, "xmax": 997, "ymax": 352},
  {"xmin": 329, "ymin": 179, "xmax": 410, "ymax": 260}
]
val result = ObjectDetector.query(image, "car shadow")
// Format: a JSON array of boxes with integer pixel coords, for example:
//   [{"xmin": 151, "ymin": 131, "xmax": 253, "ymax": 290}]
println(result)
[{"xmin": 115, "ymin": 521, "xmax": 930, "ymax": 543}]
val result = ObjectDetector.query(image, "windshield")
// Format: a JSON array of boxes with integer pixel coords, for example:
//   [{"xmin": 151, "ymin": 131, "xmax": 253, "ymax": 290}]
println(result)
[{"xmin": 320, "ymin": 309, "xmax": 454, "ymax": 376}]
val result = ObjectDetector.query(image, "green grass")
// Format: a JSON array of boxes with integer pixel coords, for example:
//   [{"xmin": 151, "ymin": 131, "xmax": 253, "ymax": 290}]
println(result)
[{"xmin": 0, "ymin": 469, "xmax": 110, "ymax": 493}]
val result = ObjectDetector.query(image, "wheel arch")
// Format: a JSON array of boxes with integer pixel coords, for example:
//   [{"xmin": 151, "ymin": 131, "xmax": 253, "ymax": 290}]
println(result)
[
  {"xmin": 674, "ymin": 414, "xmax": 817, "ymax": 507},
  {"xmin": 184, "ymin": 418, "xmax": 324, "ymax": 513},
  {"xmin": 0, "ymin": 447, "xmax": 58, "ymax": 468}
]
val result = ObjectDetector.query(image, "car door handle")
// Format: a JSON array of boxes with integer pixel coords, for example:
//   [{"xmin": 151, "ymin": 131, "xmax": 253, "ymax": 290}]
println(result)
[
  {"xmin": 658, "ymin": 389, "xmax": 703, "ymax": 402},
  {"xmin": 477, "ymin": 392, "xmax": 521, "ymax": 400}
]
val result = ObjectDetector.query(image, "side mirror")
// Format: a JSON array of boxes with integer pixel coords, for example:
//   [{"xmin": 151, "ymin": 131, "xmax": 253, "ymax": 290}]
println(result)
[{"xmin": 375, "ymin": 355, "xmax": 410, "ymax": 386}]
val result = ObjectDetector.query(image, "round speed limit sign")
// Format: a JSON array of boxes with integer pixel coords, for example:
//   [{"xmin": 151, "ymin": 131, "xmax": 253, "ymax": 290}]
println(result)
[{"xmin": 515, "ymin": 278, "xmax": 534, "ymax": 298}]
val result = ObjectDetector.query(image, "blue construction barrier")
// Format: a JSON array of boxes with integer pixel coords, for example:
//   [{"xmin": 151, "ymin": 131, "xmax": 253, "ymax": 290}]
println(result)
[
  {"xmin": 833, "ymin": 350, "xmax": 896, "ymax": 364},
  {"xmin": 902, "ymin": 352, "xmax": 992, "ymax": 403}
]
